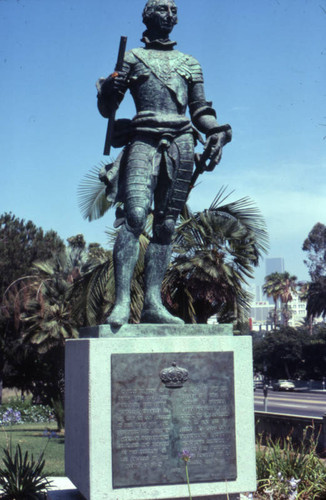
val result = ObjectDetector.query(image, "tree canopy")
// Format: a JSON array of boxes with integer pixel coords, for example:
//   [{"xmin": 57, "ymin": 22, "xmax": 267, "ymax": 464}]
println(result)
[
  {"xmin": 253, "ymin": 327, "xmax": 305, "ymax": 379},
  {"xmin": 163, "ymin": 191, "xmax": 269, "ymax": 324},
  {"xmin": 0, "ymin": 212, "xmax": 65, "ymax": 298},
  {"xmin": 253, "ymin": 324, "xmax": 326, "ymax": 380},
  {"xmin": 302, "ymin": 222, "xmax": 326, "ymax": 281},
  {"xmin": 303, "ymin": 223, "xmax": 326, "ymax": 320},
  {"xmin": 263, "ymin": 271, "xmax": 297, "ymax": 327},
  {"xmin": 306, "ymin": 277, "xmax": 326, "ymax": 320}
]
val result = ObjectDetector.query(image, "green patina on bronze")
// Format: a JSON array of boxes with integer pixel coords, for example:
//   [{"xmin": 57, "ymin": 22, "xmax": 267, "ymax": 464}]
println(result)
[{"xmin": 96, "ymin": 0, "xmax": 232, "ymax": 327}]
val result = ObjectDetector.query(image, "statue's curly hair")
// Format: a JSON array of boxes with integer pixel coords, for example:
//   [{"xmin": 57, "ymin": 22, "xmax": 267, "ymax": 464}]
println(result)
[{"xmin": 142, "ymin": 0, "xmax": 177, "ymax": 28}]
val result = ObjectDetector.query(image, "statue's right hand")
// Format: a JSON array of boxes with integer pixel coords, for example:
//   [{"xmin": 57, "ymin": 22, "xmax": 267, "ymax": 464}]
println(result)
[{"xmin": 96, "ymin": 72, "xmax": 128, "ymax": 97}]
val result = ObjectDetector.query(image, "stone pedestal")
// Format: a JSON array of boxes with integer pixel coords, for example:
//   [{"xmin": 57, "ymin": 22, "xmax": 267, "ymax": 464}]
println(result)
[{"xmin": 65, "ymin": 324, "xmax": 256, "ymax": 500}]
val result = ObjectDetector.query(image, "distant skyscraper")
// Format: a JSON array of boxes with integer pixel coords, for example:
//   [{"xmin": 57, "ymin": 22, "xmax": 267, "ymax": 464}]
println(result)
[
  {"xmin": 265, "ymin": 257, "xmax": 285, "ymax": 276},
  {"xmin": 255, "ymin": 285, "xmax": 263, "ymax": 302}
]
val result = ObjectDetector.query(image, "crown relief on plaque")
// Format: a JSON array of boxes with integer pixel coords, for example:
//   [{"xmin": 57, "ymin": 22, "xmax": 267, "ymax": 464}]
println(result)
[{"xmin": 159, "ymin": 361, "xmax": 189, "ymax": 389}]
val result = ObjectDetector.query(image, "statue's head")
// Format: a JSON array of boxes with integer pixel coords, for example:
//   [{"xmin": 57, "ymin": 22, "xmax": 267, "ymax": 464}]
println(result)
[{"xmin": 142, "ymin": 0, "xmax": 178, "ymax": 37}]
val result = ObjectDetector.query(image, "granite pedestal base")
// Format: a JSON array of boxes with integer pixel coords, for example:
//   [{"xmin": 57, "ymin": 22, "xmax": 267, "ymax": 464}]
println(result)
[
  {"xmin": 47, "ymin": 491, "xmax": 241, "ymax": 500},
  {"xmin": 65, "ymin": 324, "xmax": 256, "ymax": 500}
]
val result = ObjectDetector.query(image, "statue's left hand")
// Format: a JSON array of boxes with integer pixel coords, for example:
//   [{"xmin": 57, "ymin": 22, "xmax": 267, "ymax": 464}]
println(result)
[{"xmin": 201, "ymin": 132, "xmax": 227, "ymax": 171}]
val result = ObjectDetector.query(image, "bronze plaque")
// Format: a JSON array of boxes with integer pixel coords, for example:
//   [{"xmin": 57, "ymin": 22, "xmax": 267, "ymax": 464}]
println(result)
[{"xmin": 111, "ymin": 352, "xmax": 236, "ymax": 488}]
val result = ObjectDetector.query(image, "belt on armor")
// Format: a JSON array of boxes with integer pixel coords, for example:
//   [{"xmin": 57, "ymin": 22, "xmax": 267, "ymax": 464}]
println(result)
[{"xmin": 131, "ymin": 110, "xmax": 193, "ymax": 137}]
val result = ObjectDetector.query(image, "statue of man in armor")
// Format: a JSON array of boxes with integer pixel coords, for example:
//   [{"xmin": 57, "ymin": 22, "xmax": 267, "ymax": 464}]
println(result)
[{"xmin": 96, "ymin": 0, "xmax": 231, "ymax": 326}]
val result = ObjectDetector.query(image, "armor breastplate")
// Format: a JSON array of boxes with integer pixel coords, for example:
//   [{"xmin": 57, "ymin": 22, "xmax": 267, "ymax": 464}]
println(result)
[{"xmin": 126, "ymin": 48, "xmax": 203, "ymax": 111}]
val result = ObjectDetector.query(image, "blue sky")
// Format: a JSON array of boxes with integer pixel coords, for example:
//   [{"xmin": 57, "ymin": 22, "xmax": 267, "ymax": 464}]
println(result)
[{"xmin": 1, "ymin": 0, "xmax": 325, "ymax": 285}]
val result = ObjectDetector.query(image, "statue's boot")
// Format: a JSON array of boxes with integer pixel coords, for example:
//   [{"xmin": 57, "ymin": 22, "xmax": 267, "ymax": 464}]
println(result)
[
  {"xmin": 141, "ymin": 242, "xmax": 184, "ymax": 324},
  {"xmin": 106, "ymin": 225, "xmax": 139, "ymax": 327}
]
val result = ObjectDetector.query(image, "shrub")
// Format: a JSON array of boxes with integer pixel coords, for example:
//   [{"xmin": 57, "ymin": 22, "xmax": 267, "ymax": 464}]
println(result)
[
  {"xmin": 0, "ymin": 444, "xmax": 52, "ymax": 499},
  {"xmin": 256, "ymin": 425, "xmax": 326, "ymax": 499},
  {"xmin": 0, "ymin": 399, "xmax": 54, "ymax": 424}
]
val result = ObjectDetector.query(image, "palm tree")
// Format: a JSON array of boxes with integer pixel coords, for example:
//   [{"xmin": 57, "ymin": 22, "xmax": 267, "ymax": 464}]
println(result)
[
  {"xmin": 263, "ymin": 272, "xmax": 298, "ymax": 328},
  {"xmin": 263, "ymin": 272, "xmax": 282, "ymax": 328},
  {"xmin": 23, "ymin": 259, "xmax": 79, "ymax": 352},
  {"xmin": 20, "ymin": 245, "xmax": 99, "ymax": 430},
  {"xmin": 70, "ymin": 215, "xmax": 153, "ymax": 325},
  {"xmin": 0, "ymin": 278, "xmax": 35, "ymax": 403},
  {"xmin": 21, "ymin": 240, "xmax": 98, "ymax": 350},
  {"xmin": 278, "ymin": 272, "xmax": 297, "ymax": 327},
  {"xmin": 298, "ymin": 281, "xmax": 313, "ymax": 335},
  {"xmin": 163, "ymin": 189, "xmax": 269, "ymax": 323}
]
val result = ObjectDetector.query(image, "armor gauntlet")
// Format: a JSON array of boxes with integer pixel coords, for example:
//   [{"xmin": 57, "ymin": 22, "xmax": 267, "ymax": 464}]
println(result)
[
  {"xmin": 96, "ymin": 63, "xmax": 129, "ymax": 118},
  {"xmin": 189, "ymin": 95, "xmax": 232, "ymax": 171},
  {"xmin": 189, "ymin": 100, "xmax": 231, "ymax": 143}
]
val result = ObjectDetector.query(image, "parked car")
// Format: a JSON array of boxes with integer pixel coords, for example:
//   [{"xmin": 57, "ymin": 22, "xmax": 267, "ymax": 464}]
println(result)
[
  {"xmin": 273, "ymin": 379, "xmax": 295, "ymax": 391},
  {"xmin": 253, "ymin": 380, "xmax": 264, "ymax": 391}
]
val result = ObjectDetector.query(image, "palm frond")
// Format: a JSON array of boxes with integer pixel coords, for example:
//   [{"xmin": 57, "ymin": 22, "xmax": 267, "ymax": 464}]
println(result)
[
  {"xmin": 209, "ymin": 186, "xmax": 235, "ymax": 209},
  {"xmin": 70, "ymin": 258, "xmax": 114, "ymax": 326},
  {"xmin": 210, "ymin": 194, "xmax": 269, "ymax": 256},
  {"xmin": 307, "ymin": 277, "xmax": 326, "ymax": 319},
  {"xmin": 175, "ymin": 189, "xmax": 269, "ymax": 267},
  {"xmin": 78, "ymin": 164, "xmax": 112, "ymax": 221}
]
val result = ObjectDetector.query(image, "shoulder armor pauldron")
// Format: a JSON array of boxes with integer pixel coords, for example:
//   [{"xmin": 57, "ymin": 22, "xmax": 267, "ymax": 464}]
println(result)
[{"xmin": 175, "ymin": 54, "xmax": 203, "ymax": 83}]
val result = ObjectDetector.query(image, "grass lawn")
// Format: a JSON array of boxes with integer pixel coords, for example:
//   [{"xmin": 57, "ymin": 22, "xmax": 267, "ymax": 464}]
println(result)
[{"xmin": 0, "ymin": 422, "xmax": 65, "ymax": 476}]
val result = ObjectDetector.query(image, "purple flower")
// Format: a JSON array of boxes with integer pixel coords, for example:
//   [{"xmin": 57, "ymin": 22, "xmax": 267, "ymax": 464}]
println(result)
[
  {"xmin": 1, "ymin": 408, "xmax": 22, "ymax": 425},
  {"xmin": 179, "ymin": 449, "xmax": 192, "ymax": 462},
  {"xmin": 43, "ymin": 428, "xmax": 59, "ymax": 439}
]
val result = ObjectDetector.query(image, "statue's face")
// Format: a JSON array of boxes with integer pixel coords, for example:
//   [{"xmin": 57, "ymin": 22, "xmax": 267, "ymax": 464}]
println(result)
[{"xmin": 145, "ymin": 0, "xmax": 178, "ymax": 36}]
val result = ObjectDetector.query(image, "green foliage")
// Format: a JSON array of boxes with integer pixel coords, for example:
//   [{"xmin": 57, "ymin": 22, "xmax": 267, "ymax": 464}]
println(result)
[
  {"xmin": 307, "ymin": 276, "xmax": 326, "ymax": 319},
  {"xmin": 0, "ymin": 212, "xmax": 64, "ymax": 298},
  {"xmin": 302, "ymin": 223, "xmax": 326, "ymax": 321},
  {"xmin": 0, "ymin": 423, "xmax": 64, "ymax": 477},
  {"xmin": 301, "ymin": 338, "xmax": 326, "ymax": 380},
  {"xmin": 0, "ymin": 399, "xmax": 54, "ymax": 424},
  {"xmin": 0, "ymin": 217, "xmax": 82, "ymax": 408},
  {"xmin": 0, "ymin": 213, "xmax": 64, "ymax": 404},
  {"xmin": 253, "ymin": 327, "xmax": 306, "ymax": 379},
  {"xmin": 233, "ymin": 321, "xmax": 251, "ymax": 335},
  {"xmin": 0, "ymin": 444, "xmax": 52, "ymax": 499},
  {"xmin": 78, "ymin": 163, "xmax": 112, "ymax": 221},
  {"xmin": 50, "ymin": 398, "xmax": 64, "ymax": 432},
  {"xmin": 253, "ymin": 324, "xmax": 326, "ymax": 380},
  {"xmin": 1, "ymin": 228, "xmax": 110, "ymax": 418},
  {"xmin": 69, "ymin": 214, "xmax": 153, "ymax": 326},
  {"xmin": 256, "ymin": 427, "xmax": 326, "ymax": 499},
  {"xmin": 163, "ymin": 189, "xmax": 268, "ymax": 324},
  {"xmin": 263, "ymin": 272, "xmax": 298, "ymax": 328},
  {"xmin": 303, "ymin": 222, "xmax": 326, "ymax": 281},
  {"xmin": 3, "ymin": 343, "xmax": 50, "ymax": 400}
]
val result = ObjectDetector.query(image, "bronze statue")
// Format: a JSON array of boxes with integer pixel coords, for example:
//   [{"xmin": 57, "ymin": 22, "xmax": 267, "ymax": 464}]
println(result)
[{"xmin": 96, "ymin": 0, "xmax": 231, "ymax": 326}]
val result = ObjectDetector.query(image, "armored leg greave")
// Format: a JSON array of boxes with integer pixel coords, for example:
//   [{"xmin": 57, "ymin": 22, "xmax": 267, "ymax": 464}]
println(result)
[
  {"xmin": 106, "ymin": 225, "xmax": 140, "ymax": 327},
  {"xmin": 141, "ymin": 242, "xmax": 183, "ymax": 324}
]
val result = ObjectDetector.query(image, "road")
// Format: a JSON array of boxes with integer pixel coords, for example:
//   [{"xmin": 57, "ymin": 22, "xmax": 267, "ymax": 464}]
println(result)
[{"xmin": 254, "ymin": 389, "xmax": 326, "ymax": 417}]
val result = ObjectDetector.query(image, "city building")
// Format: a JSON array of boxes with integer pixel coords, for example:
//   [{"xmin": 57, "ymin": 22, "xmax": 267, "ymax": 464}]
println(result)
[
  {"xmin": 287, "ymin": 293, "xmax": 307, "ymax": 327},
  {"xmin": 249, "ymin": 300, "xmax": 274, "ymax": 330}
]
